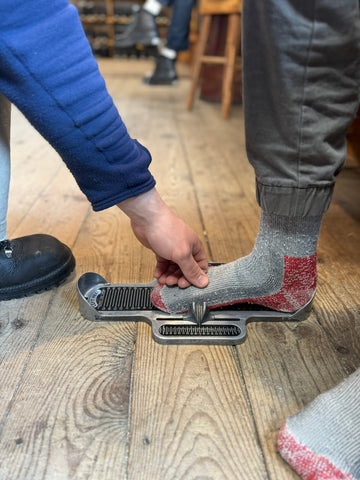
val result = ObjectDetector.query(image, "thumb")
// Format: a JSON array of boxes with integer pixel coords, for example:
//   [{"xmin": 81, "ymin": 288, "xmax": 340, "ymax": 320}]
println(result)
[{"xmin": 179, "ymin": 257, "xmax": 209, "ymax": 288}]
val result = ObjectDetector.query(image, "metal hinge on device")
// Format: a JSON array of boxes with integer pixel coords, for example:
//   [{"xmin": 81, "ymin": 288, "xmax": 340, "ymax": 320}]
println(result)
[{"xmin": 77, "ymin": 272, "xmax": 314, "ymax": 346}]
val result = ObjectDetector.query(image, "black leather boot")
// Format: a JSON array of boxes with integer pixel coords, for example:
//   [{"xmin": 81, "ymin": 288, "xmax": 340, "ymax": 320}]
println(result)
[
  {"xmin": 116, "ymin": 7, "xmax": 160, "ymax": 48},
  {"xmin": 144, "ymin": 55, "xmax": 178, "ymax": 85},
  {"xmin": 0, "ymin": 234, "xmax": 75, "ymax": 301}
]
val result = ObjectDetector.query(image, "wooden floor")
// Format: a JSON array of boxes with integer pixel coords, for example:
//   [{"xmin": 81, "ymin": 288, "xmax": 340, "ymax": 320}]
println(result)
[{"xmin": 1, "ymin": 58, "xmax": 359, "ymax": 480}]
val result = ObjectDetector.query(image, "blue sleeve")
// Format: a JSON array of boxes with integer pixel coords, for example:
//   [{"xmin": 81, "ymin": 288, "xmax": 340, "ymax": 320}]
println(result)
[{"xmin": 0, "ymin": 0, "xmax": 155, "ymax": 211}]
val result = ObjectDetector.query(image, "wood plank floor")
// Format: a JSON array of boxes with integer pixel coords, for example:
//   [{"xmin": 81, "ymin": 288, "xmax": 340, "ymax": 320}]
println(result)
[{"xmin": 0, "ymin": 58, "xmax": 359, "ymax": 480}]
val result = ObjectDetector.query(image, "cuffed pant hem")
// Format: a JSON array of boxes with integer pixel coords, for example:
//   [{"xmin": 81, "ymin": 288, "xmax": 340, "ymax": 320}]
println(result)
[{"xmin": 256, "ymin": 181, "xmax": 334, "ymax": 217}]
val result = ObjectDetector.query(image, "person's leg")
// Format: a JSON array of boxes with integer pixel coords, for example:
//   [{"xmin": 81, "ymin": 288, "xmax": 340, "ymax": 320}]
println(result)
[
  {"xmin": 0, "ymin": 94, "xmax": 76, "ymax": 301},
  {"xmin": 0, "ymin": 93, "xmax": 11, "ymax": 242},
  {"xmin": 145, "ymin": 0, "xmax": 195, "ymax": 85},
  {"xmin": 164, "ymin": 0, "xmax": 195, "ymax": 52},
  {"xmin": 151, "ymin": 1, "xmax": 360, "ymax": 479},
  {"xmin": 243, "ymin": 0, "xmax": 360, "ymax": 218},
  {"xmin": 254, "ymin": 4, "xmax": 360, "ymax": 478},
  {"xmin": 151, "ymin": 0, "xmax": 360, "ymax": 315}
]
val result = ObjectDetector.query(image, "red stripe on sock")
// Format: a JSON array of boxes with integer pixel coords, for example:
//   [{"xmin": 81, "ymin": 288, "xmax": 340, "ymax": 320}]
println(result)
[{"xmin": 277, "ymin": 423, "xmax": 354, "ymax": 480}]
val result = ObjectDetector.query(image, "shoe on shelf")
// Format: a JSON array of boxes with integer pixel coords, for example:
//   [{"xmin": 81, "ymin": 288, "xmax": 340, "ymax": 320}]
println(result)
[
  {"xmin": 0, "ymin": 234, "xmax": 75, "ymax": 301},
  {"xmin": 144, "ymin": 55, "xmax": 178, "ymax": 85},
  {"xmin": 115, "ymin": 7, "xmax": 160, "ymax": 48}
]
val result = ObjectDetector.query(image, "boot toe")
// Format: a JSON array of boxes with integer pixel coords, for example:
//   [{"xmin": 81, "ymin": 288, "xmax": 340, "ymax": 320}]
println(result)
[{"xmin": 0, "ymin": 234, "xmax": 75, "ymax": 300}]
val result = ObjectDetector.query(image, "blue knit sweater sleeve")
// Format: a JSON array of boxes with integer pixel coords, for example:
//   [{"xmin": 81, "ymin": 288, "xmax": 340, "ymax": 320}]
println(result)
[{"xmin": 0, "ymin": 0, "xmax": 155, "ymax": 211}]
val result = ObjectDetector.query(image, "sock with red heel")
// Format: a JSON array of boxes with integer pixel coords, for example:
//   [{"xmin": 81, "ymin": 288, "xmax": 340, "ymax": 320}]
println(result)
[{"xmin": 151, "ymin": 212, "xmax": 322, "ymax": 314}]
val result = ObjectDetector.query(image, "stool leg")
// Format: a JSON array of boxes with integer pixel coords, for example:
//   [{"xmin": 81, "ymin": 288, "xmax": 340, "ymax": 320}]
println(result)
[
  {"xmin": 221, "ymin": 13, "xmax": 241, "ymax": 119},
  {"xmin": 186, "ymin": 15, "xmax": 212, "ymax": 112}
]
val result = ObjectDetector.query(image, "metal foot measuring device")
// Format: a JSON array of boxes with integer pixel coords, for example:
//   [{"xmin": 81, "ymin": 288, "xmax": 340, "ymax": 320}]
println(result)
[{"xmin": 77, "ymin": 270, "xmax": 314, "ymax": 345}]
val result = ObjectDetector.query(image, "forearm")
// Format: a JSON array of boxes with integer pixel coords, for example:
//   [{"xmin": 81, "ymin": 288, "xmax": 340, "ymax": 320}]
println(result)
[{"xmin": 0, "ymin": 0, "xmax": 155, "ymax": 210}]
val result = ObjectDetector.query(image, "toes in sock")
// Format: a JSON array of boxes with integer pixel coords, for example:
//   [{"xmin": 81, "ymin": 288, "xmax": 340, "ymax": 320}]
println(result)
[{"xmin": 277, "ymin": 368, "xmax": 360, "ymax": 480}]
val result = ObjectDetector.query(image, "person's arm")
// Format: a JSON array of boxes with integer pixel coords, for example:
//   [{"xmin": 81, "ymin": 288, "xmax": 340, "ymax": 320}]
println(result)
[
  {"xmin": 0, "ymin": 0, "xmax": 154, "ymax": 210},
  {"xmin": 0, "ymin": 0, "xmax": 209, "ymax": 287},
  {"xmin": 119, "ymin": 189, "xmax": 209, "ymax": 288}
]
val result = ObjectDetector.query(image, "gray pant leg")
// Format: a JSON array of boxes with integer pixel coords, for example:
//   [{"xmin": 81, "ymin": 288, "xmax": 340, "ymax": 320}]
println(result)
[
  {"xmin": 0, "ymin": 93, "xmax": 11, "ymax": 241},
  {"xmin": 242, "ymin": 0, "xmax": 360, "ymax": 216}
]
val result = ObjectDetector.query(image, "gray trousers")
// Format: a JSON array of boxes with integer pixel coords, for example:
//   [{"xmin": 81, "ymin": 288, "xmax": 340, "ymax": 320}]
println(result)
[
  {"xmin": 0, "ymin": 93, "xmax": 10, "ymax": 241},
  {"xmin": 243, "ymin": 0, "xmax": 360, "ymax": 216}
]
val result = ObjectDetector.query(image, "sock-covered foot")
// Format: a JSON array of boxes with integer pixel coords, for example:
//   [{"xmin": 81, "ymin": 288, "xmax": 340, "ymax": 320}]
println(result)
[
  {"xmin": 277, "ymin": 368, "xmax": 360, "ymax": 480},
  {"xmin": 151, "ymin": 212, "xmax": 322, "ymax": 314}
]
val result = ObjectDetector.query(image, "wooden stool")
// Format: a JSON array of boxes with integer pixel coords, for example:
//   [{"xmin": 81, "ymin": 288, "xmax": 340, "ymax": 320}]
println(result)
[{"xmin": 186, "ymin": 0, "xmax": 242, "ymax": 119}]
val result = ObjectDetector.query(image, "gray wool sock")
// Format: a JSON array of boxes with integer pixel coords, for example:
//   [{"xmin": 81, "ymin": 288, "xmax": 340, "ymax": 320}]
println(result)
[
  {"xmin": 151, "ymin": 212, "xmax": 322, "ymax": 314},
  {"xmin": 277, "ymin": 368, "xmax": 360, "ymax": 480}
]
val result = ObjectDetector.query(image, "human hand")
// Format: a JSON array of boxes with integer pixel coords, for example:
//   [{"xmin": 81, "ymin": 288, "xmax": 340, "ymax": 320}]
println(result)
[{"xmin": 118, "ymin": 189, "xmax": 209, "ymax": 288}]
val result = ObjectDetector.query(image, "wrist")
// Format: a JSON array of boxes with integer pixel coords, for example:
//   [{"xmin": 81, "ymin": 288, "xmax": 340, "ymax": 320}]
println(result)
[{"xmin": 117, "ymin": 188, "xmax": 169, "ymax": 226}]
